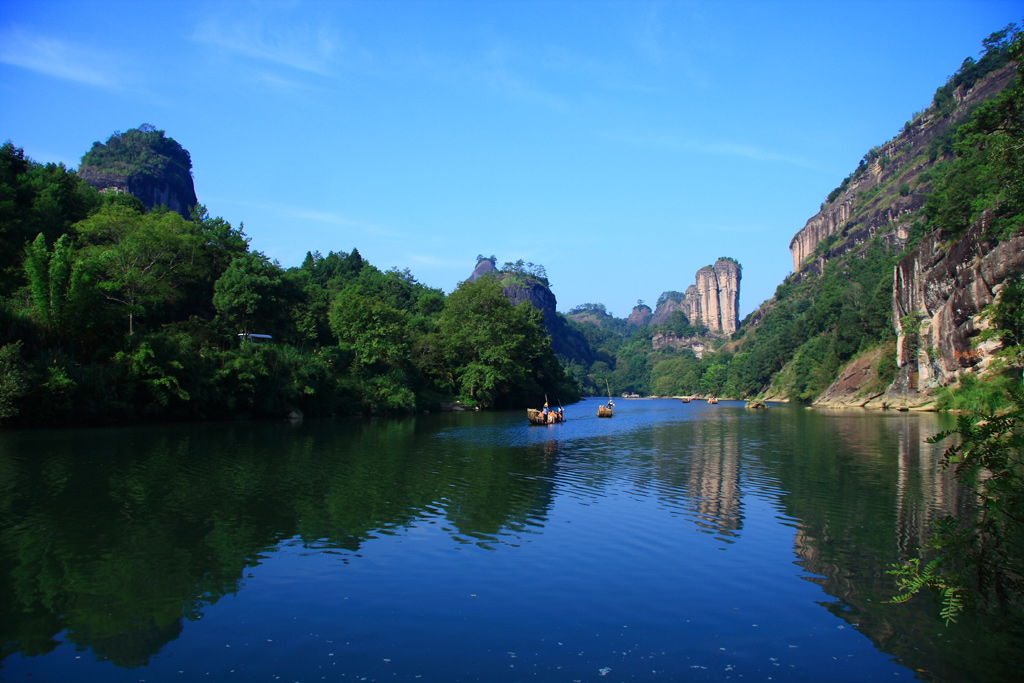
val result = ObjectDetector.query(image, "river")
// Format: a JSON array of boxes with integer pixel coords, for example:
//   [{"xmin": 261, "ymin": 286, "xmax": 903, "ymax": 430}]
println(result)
[{"xmin": 1, "ymin": 397, "xmax": 1021, "ymax": 681}]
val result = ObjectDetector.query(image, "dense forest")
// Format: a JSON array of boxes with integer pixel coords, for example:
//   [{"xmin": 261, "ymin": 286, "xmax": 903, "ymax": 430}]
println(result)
[{"xmin": 0, "ymin": 133, "xmax": 576, "ymax": 426}]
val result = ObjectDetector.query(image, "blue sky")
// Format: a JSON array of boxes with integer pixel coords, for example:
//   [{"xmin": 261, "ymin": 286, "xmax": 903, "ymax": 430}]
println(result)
[{"xmin": 1, "ymin": 0, "xmax": 1020, "ymax": 319}]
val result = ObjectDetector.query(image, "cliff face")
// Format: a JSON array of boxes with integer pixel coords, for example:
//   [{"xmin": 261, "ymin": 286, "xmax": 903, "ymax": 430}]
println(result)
[
  {"xmin": 788, "ymin": 64, "xmax": 1016, "ymax": 275},
  {"xmin": 888, "ymin": 218, "xmax": 1024, "ymax": 406},
  {"xmin": 649, "ymin": 292, "xmax": 684, "ymax": 326},
  {"xmin": 651, "ymin": 258, "xmax": 741, "ymax": 335},
  {"xmin": 78, "ymin": 126, "xmax": 198, "ymax": 219},
  {"xmin": 813, "ymin": 219, "xmax": 1024, "ymax": 409}
]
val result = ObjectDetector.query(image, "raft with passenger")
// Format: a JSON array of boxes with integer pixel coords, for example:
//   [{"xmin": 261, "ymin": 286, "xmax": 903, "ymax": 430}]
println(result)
[{"xmin": 527, "ymin": 406, "xmax": 564, "ymax": 425}]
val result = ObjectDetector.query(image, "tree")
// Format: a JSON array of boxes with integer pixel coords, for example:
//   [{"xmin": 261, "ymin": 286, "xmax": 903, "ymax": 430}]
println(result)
[
  {"xmin": 432, "ymin": 278, "xmax": 569, "ymax": 408},
  {"xmin": 213, "ymin": 252, "xmax": 287, "ymax": 336},
  {"xmin": 75, "ymin": 205, "xmax": 200, "ymax": 336},
  {"xmin": 328, "ymin": 286, "xmax": 416, "ymax": 413},
  {"xmin": 0, "ymin": 341, "xmax": 26, "ymax": 420},
  {"xmin": 23, "ymin": 233, "xmax": 92, "ymax": 337}
]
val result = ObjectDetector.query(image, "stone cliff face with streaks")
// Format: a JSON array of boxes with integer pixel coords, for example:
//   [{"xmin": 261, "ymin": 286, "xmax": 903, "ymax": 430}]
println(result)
[
  {"xmin": 650, "ymin": 258, "xmax": 742, "ymax": 335},
  {"xmin": 814, "ymin": 218, "xmax": 1024, "ymax": 409},
  {"xmin": 788, "ymin": 64, "xmax": 1016, "ymax": 275},
  {"xmin": 887, "ymin": 218, "xmax": 1024, "ymax": 406}
]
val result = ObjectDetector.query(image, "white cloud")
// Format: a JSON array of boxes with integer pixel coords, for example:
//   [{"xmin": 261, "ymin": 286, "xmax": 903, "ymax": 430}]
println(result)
[
  {"xmin": 406, "ymin": 253, "xmax": 467, "ymax": 268},
  {"xmin": 251, "ymin": 200, "xmax": 401, "ymax": 238},
  {"xmin": 192, "ymin": 10, "xmax": 338, "ymax": 76},
  {"xmin": 0, "ymin": 28, "xmax": 127, "ymax": 90},
  {"xmin": 603, "ymin": 129, "xmax": 817, "ymax": 169}
]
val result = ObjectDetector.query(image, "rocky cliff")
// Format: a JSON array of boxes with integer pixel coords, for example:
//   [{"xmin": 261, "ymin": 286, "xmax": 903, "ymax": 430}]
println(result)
[
  {"xmin": 887, "ymin": 217, "xmax": 1024, "ymax": 407},
  {"xmin": 649, "ymin": 292, "xmax": 685, "ymax": 325},
  {"xmin": 651, "ymin": 334, "xmax": 709, "ymax": 358},
  {"xmin": 78, "ymin": 125, "xmax": 198, "ymax": 219},
  {"xmin": 788, "ymin": 64, "xmax": 1016, "ymax": 275},
  {"xmin": 650, "ymin": 258, "xmax": 741, "ymax": 335},
  {"xmin": 815, "ymin": 218, "xmax": 1024, "ymax": 409}
]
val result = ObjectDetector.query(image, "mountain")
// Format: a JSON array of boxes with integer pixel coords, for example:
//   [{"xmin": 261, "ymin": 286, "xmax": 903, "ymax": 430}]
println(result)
[
  {"xmin": 77, "ymin": 125, "xmax": 198, "ymax": 218},
  {"xmin": 756, "ymin": 28, "xmax": 1023, "ymax": 407}
]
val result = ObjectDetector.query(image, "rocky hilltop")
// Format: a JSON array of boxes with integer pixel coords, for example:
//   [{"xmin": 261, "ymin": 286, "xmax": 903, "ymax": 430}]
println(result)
[
  {"xmin": 78, "ymin": 125, "xmax": 198, "ymax": 218},
  {"xmin": 626, "ymin": 303, "xmax": 652, "ymax": 327}
]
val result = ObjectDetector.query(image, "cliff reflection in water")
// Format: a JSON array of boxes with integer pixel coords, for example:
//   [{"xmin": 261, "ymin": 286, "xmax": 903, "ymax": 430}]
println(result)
[
  {"xmin": 650, "ymin": 413, "xmax": 743, "ymax": 541},
  {"xmin": 0, "ymin": 415, "xmax": 558, "ymax": 668},
  {"xmin": 770, "ymin": 408, "xmax": 1016, "ymax": 681}
]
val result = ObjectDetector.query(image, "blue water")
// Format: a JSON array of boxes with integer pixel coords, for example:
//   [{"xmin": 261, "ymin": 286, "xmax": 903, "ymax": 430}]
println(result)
[{"xmin": 1, "ymin": 398, "xmax": 1017, "ymax": 681}]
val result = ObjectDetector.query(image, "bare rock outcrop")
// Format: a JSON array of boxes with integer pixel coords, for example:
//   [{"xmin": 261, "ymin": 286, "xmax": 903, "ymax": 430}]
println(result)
[
  {"xmin": 627, "ymin": 304, "xmax": 652, "ymax": 327},
  {"xmin": 649, "ymin": 292, "xmax": 685, "ymax": 325},
  {"xmin": 647, "ymin": 258, "xmax": 741, "ymax": 335},
  {"xmin": 887, "ymin": 220, "xmax": 1024, "ymax": 407},
  {"xmin": 651, "ymin": 334, "xmax": 708, "ymax": 358}
]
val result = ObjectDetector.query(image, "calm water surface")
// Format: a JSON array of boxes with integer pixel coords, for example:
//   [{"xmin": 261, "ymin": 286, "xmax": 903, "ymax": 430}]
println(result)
[{"xmin": 1, "ymin": 398, "xmax": 1021, "ymax": 681}]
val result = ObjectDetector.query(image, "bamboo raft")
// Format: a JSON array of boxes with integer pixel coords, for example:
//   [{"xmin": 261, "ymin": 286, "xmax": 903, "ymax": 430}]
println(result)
[
  {"xmin": 597, "ymin": 403, "xmax": 613, "ymax": 418},
  {"xmin": 527, "ymin": 408, "xmax": 563, "ymax": 425}
]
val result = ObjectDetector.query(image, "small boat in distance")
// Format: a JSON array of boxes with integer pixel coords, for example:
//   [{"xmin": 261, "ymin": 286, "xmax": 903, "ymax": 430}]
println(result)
[
  {"xmin": 680, "ymin": 397, "xmax": 691, "ymax": 403},
  {"xmin": 707, "ymin": 397, "xmax": 719, "ymax": 404},
  {"xmin": 598, "ymin": 380, "xmax": 615, "ymax": 417}
]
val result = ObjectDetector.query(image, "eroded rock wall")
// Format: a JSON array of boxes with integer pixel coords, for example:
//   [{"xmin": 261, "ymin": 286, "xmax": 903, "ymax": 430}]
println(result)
[{"xmin": 887, "ymin": 220, "xmax": 1024, "ymax": 406}]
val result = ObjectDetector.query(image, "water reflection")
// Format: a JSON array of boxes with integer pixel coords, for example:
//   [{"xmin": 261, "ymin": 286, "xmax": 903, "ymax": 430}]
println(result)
[
  {"xmin": 1, "ymin": 402, "xmax": 1020, "ymax": 681},
  {"xmin": 0, "ymin": 416, "xmax": 561, "ymax": 667}
]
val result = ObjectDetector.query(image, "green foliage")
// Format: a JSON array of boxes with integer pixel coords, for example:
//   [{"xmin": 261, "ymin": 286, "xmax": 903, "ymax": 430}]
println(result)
[
  {"xmin": 888, "ymin": 557, "xmax": 967, "ymax": 625},
  {"xmin": 934, "ymin": 372, "xmax": 1018, "ymax": 413},
  {"xmin": 0, "ymin": 142, "xmax": 100, "ymax": 294},
  {"xmin": 213, "ymin": 252, "xmax": 287, "ymax": 336},
  {"xmin": 23, "ymin": 233, "xmax": 92, "ymax": 339},
  {"xmin": 931, "ymin": 23, "xmax": 1019, "ymax": 114},
  {"xmin": 431, "ymin": 278, "xmax": 575, "ymax": 408},
  {"xmin": 922, "ymin": 31, "xmax": 1024, "ymax": 241},
  {"xmin": 75, "ymin": 204, "xmax": 201, "ymax": 335},
  {"xmin": 652, "ymin": 310, "xmax": 706, "ymax": 338},
  {"xmin": 298, "ymin": 248, "xmax": 364, "ymax": 290},
  {"xmin": 498, "ymin": 259, "xmax": 549, "ymax": 287},
  {"xmin": 0, "ymin": 341, "xmax": 27, "ymax": 420},
  {"xmin": 979, "ymin": 275, "xmax": 1024, "ymax": 379}
]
